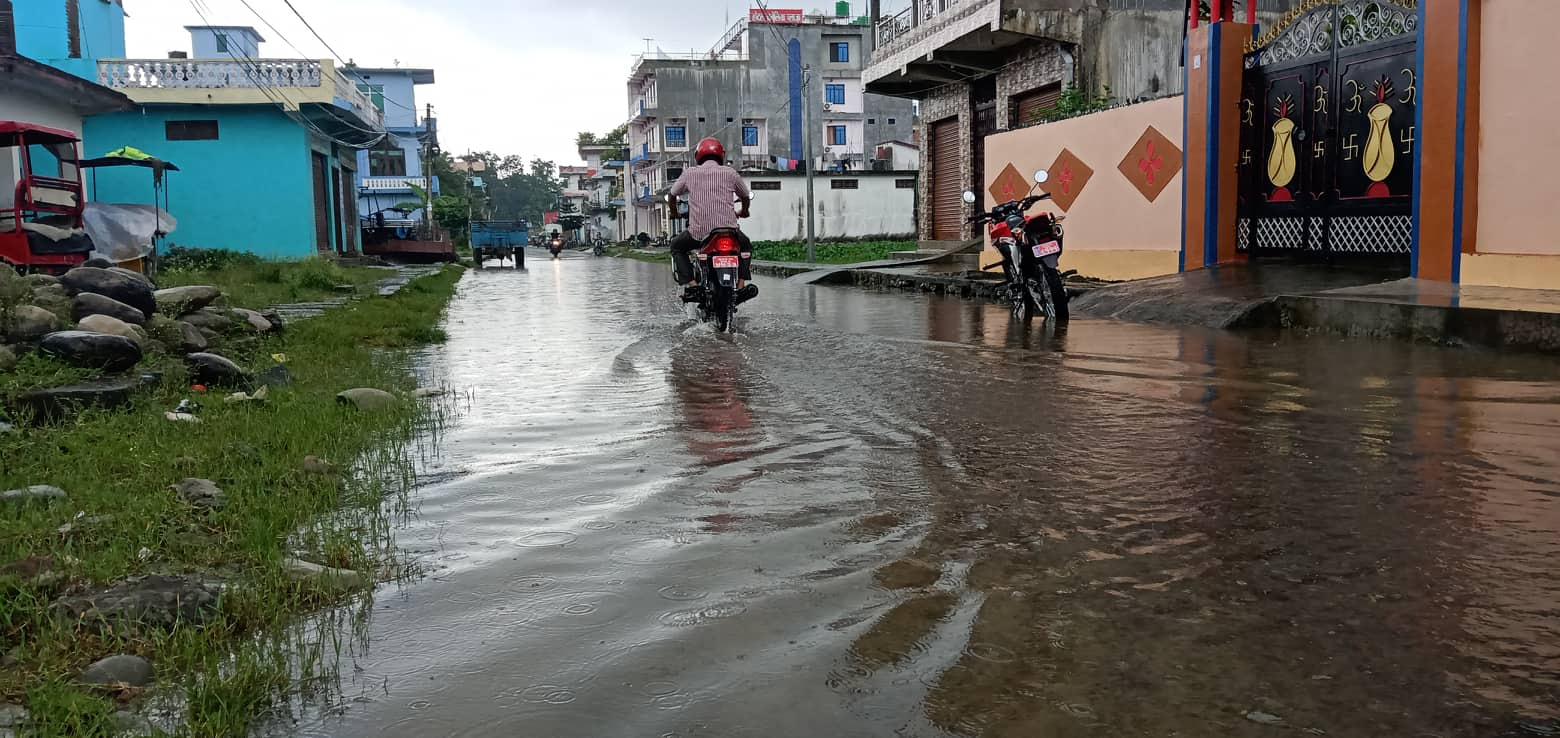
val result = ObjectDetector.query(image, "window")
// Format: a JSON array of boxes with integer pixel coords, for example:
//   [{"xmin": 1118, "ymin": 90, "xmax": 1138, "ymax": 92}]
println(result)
[
  {"xmin": 664, "ymin": 126, "xmax": 687, "ymax": 149},
  {"xmin": 828, "ymin": 125, "xmax": 847, "ymax": 146},
  {"xmin": 867, "ymin": 118, "xmax": 876, "ymax": 125},
  {"xmin": 751, "ymin": 181, "xmax": 782, "ymax": 191},
  {"xmin": 165, "ymin": 120, "xmax": 219, "ymax": 141},
  {"xmin": 66, "ymin": 0, "xmax": 81, "ymax": 58},
  {"xmin": 830, "ymin": 179, "xmax": 859, "ymax": 190},
  {"xmin": 698, "ymin": 117, "xmax": 706, "ymax": 123},
  {"xmin": 896, "ymin": 179, "xmax": 916, "ymax": 189},
  {"xmin": 825, "ymin": 84, "xmax": 846, "ymax": 106},
  {"xmin": 887, "ymin": 118, "xmax": 897, "ymax": 125},
  {"xmin": 357, "ymin": 84, "xmax": 386, "ymax": 112},
  {"xmin": 727, "ymin": 117, "xmax": 734, "ymax": 123},
  {"xmin": 743, "ymin": 125, "xmax": 759, "ymax": 147},
  {"xmin": 667, "ymin": 167, "xmax": 684, "ymax": 181},
  {"xmin": 215, "ymin": 33, "xmax": 230, "ymax": 54},
  {"xmin": 368, "ymin": 143, "xmax": 406, "ymax": 177},
  {"xmin": 829, "ymin": 42, "xmax": 850, "ymax": 63}
]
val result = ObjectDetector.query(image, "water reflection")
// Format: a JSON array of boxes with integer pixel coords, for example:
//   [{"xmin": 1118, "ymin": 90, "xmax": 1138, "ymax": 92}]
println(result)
[{"xmin": 295, "ymin": 259, "xmax": 1560, "ymax": 738}]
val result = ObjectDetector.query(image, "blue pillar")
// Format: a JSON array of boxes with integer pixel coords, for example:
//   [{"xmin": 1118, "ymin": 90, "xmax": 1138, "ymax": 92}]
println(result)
[{"xmin": 789, "ymin": 38, "xmax": 803, "ymax": 161}]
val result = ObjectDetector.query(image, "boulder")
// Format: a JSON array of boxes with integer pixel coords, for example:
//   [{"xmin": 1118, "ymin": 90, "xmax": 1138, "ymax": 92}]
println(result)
[
  {"xmin": 51, "ymin": 575, "xmax": 221, "ymax": 633},
  {"xmin": 59, "ymin": 268, "xmax": 155, "ymax": 317},
  {"xmin": 171, "ymin": 478, "xmax": 226, "ymax": 511},
  {"xmin": 39, "ymin": 331, "xmax": 142, "ymax": 372},
  {"xmin": 15, "ymin": 377, "xmax": 143, "ymax": 423},
  {"xmin": 3, "ymin": 305, "xmax": 60, "ymax": 342},
  {"xmin": 1, "ymin": 485, "xmax": 67, "ymax": 505},
  {"xmin": 0, "ymin": 704, "xmax": 29, "ymax": 734},
  {"xmin": 179, "ymin": 309, "xmax": 233, "ymax": 332},
  {"xmin": 0, "ymin": 346, "xmax": 14, "ymax": 372},
  {"xmin": 72, "ymin": 293, "xmax": 148, "ymax": 325},
  {"xmin": 77, "ymin": 315, "xmax": 147, "ymax": 347},
  {"xmin": 230, "ymin": 308, "xmax": 273, "ymax": 333},
  {"xmin": 80, "ymin": 654, "xmax": 154, "ymax": 688},
  {"xmin": 107, "ymin": 267, "xmax": 153, "ymax": 289},
  {"xmin": 281, "ymin": 558, "xmax": 369, "ymax": 594},
  {"xmin": 257, "ymin": 363, "xmax": 293, "ymax": 388},
  {"xmin": 111, "ymin": 711, "xmax": 155, "ymax": 737},
  {"xmin": 185, "ymin": 352, "xmax": 249, "ymax": 387},
  {"xmin": 153, "ymin": 285, "xmax": 221, "ymax": 315},
  {"xmin": 23, "ymin": 274, "xmax": 60, "ymax": 289},
  {"xmin": 336, "ymin": 388, "xmax": 397, "ymax": 412},
  {"xmin": 174, "ymin": 321, "xmax": 208, "ymax": 354},
  {"xmin": 260, "ymin": 310, "xmax": 285, "ymax": 334},
  {"xmin": 81, "ymin": 258, "xmax": 113, "ymax": 269}
]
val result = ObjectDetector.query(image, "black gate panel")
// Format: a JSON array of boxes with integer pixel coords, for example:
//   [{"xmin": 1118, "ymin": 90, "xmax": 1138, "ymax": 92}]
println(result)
[{"xmin": 1237, "ymin": 0, "xmax": 1419, "ymax": 258}]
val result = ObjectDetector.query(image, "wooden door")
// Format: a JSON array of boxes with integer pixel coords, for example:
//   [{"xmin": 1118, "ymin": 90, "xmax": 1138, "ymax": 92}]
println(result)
[
  {"xmin": 930, "ymin": 118, "xmax": 961, "ymax": 241},
  {"xmin": 311, "ymin": 153, "xmax": 331, "ymax": 253}
]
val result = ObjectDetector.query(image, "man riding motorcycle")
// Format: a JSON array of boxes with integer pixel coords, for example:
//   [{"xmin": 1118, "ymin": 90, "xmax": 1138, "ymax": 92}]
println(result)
[{"xmin": 668, "ymin": 137, "xmax": 759, "ymax": 305}]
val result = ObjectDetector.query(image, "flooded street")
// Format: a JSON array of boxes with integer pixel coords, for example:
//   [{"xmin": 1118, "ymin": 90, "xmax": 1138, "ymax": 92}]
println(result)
[{"xmin": 298, "ymin": 254, "xmax": 1560, "ymax": 737}]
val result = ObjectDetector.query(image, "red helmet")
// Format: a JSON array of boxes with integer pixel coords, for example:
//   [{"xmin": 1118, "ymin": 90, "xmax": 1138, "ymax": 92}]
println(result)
[{"xmin": 695, "ymin": 137, "xmax": 725, "ymax": 165}]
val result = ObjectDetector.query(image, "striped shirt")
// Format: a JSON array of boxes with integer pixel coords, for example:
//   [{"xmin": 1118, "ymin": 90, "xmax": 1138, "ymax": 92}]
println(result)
[{"xmin": 669, "ymin": 161, "xmax": 750, "ymax": 240}]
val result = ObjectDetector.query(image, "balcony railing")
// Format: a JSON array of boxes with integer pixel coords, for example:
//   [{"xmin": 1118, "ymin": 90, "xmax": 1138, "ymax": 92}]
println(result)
[
  {"xmin": 97, "ymin": 58, "xmax": 384, "ymax": 129},
  {"xmin": 874, "ymin": 0, "xmax": 995, "ymax": 57},
  {"xmin": 359, "ymin": 176, "xmax": 426, "ymax": 192}
]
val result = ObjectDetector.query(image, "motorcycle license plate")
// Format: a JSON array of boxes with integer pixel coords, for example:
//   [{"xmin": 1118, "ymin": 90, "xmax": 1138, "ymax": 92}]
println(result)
[
  {"xmin": 712, "ymin": 256, "xmax": 740, "ymax": 269},
  {"xmin": 1033, "ymin": 241, "xmax": 1061, "ymax": 258}
]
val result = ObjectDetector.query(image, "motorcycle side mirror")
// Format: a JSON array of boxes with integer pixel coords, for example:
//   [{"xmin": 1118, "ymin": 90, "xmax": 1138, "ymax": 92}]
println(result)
[
  {"xmin": 1034, "ymin": 169, "xmax": 1050, "ymax": 184},
  {"xmin": 962, "ymin": 191, "xmax": 977, "ymax": 204}
]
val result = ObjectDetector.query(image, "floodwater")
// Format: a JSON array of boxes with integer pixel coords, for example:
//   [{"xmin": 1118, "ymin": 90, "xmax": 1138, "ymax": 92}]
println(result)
[{"xmin": 294, "ymin": 253, "xmax": 1560, "ymax": 737}]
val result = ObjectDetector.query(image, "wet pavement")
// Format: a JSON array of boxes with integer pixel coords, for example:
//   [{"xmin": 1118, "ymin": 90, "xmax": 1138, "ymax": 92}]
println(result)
[{"xmin": 294, "ymin": 252, "xmax": 1560, "ymax": 737}]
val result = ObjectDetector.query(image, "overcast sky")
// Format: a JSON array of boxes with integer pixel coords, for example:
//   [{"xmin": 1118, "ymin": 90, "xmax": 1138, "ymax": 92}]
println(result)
[{"xmin": 123, "ymin": 0, "xmax": 771, "ymax": 166}]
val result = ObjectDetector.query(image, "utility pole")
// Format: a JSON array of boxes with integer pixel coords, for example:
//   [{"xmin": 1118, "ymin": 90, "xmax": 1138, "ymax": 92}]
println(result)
[{"xmin": 802, "ymin": 64, "xmax": 817, "ymax": 264}]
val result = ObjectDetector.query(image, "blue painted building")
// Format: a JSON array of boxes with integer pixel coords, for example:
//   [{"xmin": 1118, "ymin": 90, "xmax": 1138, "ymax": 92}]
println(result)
[
  {"xmin": 349, "ymin": 67, "xmax": 438, "ymax": 231},
  {"xmin": 16, "ymin": 5, "xmax": 387, "ymax": 259}
]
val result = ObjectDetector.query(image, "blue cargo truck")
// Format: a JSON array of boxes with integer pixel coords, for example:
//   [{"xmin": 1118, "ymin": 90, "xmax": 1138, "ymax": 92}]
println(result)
[{"xmin": 470, "ymin": 219, "xmax": 528, "ymax": 269}]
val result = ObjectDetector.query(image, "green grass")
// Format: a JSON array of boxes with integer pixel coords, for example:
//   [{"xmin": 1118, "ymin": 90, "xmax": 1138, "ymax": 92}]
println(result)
[
  {"xmin": 606, "ymin": 245, "xmax": 672, "ymax": 264},
  {"xmin": 751, "ymin": 240, "xmax": 913, "ymax": 265},
  {"xmin": 157, "ymin": 257, "xmax": 386, "ymax": 309},
  {"xmin": 0, "ymin": 265, "xmax": 464, "ymax": 736}
]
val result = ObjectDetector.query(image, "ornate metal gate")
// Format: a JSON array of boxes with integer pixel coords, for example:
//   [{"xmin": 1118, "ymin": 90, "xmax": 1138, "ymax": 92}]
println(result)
[{"xmin": 1237, "ymin": 0, "xmax": 1419, "ymax": 257}]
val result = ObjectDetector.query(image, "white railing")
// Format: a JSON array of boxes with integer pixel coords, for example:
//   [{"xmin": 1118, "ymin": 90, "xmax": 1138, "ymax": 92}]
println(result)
[
  {"xmin": 98, "ymin": 58, "xmax": 383, "ymax": 128},
  {"xmin": 359, "ymin": 176, "xmax": 425, "ymax": 192},
  {"xmin": 874, "ymin": 0, "xmax": 994, "ymax": 57}
]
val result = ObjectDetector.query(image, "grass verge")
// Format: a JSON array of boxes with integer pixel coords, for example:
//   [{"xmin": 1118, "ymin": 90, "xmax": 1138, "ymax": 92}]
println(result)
[
  {"xmin": 157, "ymin": 248, "xmax": 387, "ymax": 308},
  {"xmin": 751, "ymin": 240, "xmax": 913, "ymax": 264},
  {"xmin": 0, "ymin": 265, "xmax": 464, "ymax": 736}
]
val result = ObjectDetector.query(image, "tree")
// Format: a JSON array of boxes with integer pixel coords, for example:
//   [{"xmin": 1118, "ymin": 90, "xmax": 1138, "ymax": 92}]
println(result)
[{"xmin": 432, "ymin": 194, "xmax": 470, "ymax": 239}]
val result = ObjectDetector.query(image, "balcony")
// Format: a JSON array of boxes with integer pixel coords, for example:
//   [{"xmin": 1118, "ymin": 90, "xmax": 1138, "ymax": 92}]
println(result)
[
  {"xmin": 630, "ymin": 97, "xmax": 659, "ymax": 120},
  {"xmin": 359, "ymin": 176, "xmax": 427, "ymax": 193},
  {"xmin": 864, "ymin": 0, "xmax": 1008, "ymax": 95},
  {"xmin": 98, "ymin": 58, "xmax": 385, "ymax": 141}
]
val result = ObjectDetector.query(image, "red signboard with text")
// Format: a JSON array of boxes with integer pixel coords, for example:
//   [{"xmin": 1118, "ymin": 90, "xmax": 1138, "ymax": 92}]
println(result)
[
  {"xmin": 750, "ymin": 7, "xmax": 804, "ymax": 24},
  {"xmin": 543, "ymin": 211, "xmax": 559, "ymax": 225}
]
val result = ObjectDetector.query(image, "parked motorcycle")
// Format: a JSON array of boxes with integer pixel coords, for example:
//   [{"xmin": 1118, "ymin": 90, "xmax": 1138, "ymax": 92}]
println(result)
[
  {"xmin": 966, "ymin": 169, "xmax": 1070, "ymax": 322},
  {"xmin": 685, "ymin": 228, "xmax": 750, "ymax": 333}
]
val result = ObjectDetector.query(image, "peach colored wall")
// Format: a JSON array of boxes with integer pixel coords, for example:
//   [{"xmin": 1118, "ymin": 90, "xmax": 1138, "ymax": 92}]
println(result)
[
  {"xmin": 1477, "ymin": 0, "xmax": 1560, "ymax": 257},
  {"xmin": 982, "ymin": 97, "xmax": 1183, "ymax": 279}
]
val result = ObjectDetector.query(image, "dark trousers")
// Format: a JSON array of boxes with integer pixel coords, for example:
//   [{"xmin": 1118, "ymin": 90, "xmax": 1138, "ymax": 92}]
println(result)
[{"xmin": 672, "ymin": 230, "xmax": 753, "ymax": 284}]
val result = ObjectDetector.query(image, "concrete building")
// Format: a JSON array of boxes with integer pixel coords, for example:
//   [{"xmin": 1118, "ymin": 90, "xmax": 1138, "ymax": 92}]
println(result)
[
  {"xmin": 352, "ymin": 66, "xmax": 438, "ymax": 235},
  {"xmin": 575, "ymin": 143, "xmax": 623, "ymax": 242},
  {"xmin": 2, "ymin": 0, "xmax": 133, "ymax": 143},
  {"xmin": 863, "ymin": 0, "xmax": 1305, "ymax": 241},
  {"xmin": 626, "ymin": 4, "xmax": 917, "ymax": 239}
]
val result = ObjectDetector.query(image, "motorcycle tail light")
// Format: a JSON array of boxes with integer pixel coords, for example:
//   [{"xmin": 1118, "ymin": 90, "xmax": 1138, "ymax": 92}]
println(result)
[{"xmin": 708, "ymin": 236, "xmax": 739, "ymax": 255}]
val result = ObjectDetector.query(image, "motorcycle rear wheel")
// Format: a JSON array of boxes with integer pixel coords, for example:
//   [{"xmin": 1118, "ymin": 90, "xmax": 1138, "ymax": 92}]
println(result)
[{"xmin": 711, "ymin": 286, "xmax": 734, "ymax": 332}]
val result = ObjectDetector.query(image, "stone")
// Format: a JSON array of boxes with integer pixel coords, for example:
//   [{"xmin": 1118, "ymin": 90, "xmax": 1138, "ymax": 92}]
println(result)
[
  {"xmin": 337, "ymin": 388, "xmax": 397, "ymax": 412},
  {"xmin": 1246, "ymin": 711, "xmax": 1285, "ymax": 726},
  {"xmin": 223, "ymin": 385, "xmax": 268, "ymax": 404},
  {"xmin": 59, "ymin": 267, "xmax": 156, "ymax": 317},
  {"xmin": 281, "ymin": 558, "xmax": 369, "ymax": 594},
  {"xmin": 231, "ymin": 307, "xmax": 273, "ymax": 332},
  {"xmin": 0, "ymin": 704, "xmax": 29, "ymax": 733},
  {"xmin": 107, "ymin": 267, "xmax": 153, "ymax": 288},
  {"xmin": 1, "ymin": 485, "xmax": 67, "ymax": 504},
  {"xmin": 3, "ymin": 304, "xmax": 60, "ymax": 342},
  {"xmin": 185, "ymin": 352, "xmax": 249, "ymax": 388},
  {"xmin": 23, "ymin": 273, "xmax": 60, "ymax": 288},
  {"xmin": 164, "ymin": 412, "xmax": 200, "ymax": 424},
  {"xmin": 81, "ymin": 258, "xmax": 113, "ymax": 269},
  {"xmin": 258, "ymin": 363, "xmax": 293, "ymax": 388},
  {"xmin": 77, "ymin": 315, "xmax": 148, "ymax": 346},
  {"xmin": 301, "ymin": 456, "xmax": 337, "ymax": 475},
  {"xmin": 173, "ymin": 320, "xmax": 208, "ymax": 354},
  {"xmin": 72, "ymin": 293, "xmax": 148, "ymax": 325},
  {"xmin": 51, "ymin": 575, "xmax": 221, "ymax": 632},
  {"xmin": 31, "ymin": 282, "xmax": 68, "ymax": 302},
  {"xmin": 80, "ymin": 654, "xmax": 154, "ymax": 688},
  {"xmin": 260, "ymin": 310, "xmax": 285, "ymax": 334},
  {"xmin": 15, "ymin": 378, "xmax": 142, "ymax": 423},
  {"xmin": 179, "ymin": 308, "xmax": 233, "ymax": 332},
  {"xmin": 0, "ymin": 346, "xmax": 14, "ymax": 371},
  {"xmin": 171, "ymin": 478, "xmax": 225, "ymax": 511},
  {"xmin": 39, "ymin": 330, "xmax": 143, "ymax": 371},
  {"xmin": 153, "ymin": 285, "xmax": 221, "ymax": 315},
  {"xmin": 111, "ymin": 711, "xmax": 154, "ymax": 737}
]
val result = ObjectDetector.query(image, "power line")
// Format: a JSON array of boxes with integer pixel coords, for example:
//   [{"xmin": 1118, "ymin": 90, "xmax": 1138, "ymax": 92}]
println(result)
[{"xmin": 272, "ymin": 0, "xmax": 418, "ymax": 114}]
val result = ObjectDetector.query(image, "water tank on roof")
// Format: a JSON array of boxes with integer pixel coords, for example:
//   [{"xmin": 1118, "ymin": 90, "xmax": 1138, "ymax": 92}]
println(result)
[{"xmin": 835, "ymin": 1, "xmax": 850, "ymax": 17}]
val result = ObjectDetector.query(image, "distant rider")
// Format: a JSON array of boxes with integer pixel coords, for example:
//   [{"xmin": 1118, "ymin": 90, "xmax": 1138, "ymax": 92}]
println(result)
[{"xmin": 668, "ymin": 137, "xmax": 758, "ymax": 304}]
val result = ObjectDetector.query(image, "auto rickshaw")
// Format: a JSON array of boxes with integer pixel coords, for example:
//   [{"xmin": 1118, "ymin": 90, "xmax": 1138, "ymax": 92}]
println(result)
[{"xmin": 0, "ymin": 122, "xmax": 94, "ymax": 274}]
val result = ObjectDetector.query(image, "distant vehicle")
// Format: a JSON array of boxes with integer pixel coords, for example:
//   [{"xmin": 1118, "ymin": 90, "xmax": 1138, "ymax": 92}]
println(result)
[
  {"xmin": 549, "ymin": 235, "xmax": 564, "ymax": 259},
  {"xmin": 966, "ymin": 169, "xmax": 1070, "ymax": 323},
  {"xmin": 0, "ymin": 122, "xmax": 94, "ymax": 274},
  {"xmin": 470, "ymin": 220, "xmax": 528, "ymax": 269}
]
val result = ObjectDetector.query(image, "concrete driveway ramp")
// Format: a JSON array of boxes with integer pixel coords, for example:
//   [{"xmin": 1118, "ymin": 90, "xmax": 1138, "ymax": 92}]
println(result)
[{"xmin": 1071, "ymin": 264, "xmax": 1396, "ymax": 329}]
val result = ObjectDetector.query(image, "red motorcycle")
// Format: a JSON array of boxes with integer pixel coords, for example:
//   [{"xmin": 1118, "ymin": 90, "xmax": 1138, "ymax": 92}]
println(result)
[
  {"xmin": 689, "ymin": 228, "xmax": 749, "ymax": 333},
  {"xmin": 966, "ymin": 169, "xmax": 1069, "ymax": 322}
]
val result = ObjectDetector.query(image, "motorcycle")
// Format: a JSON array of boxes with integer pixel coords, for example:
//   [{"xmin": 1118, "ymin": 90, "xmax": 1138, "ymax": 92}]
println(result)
[
  {"xmin": 686, "ymin": 228, "xmax": 750, "ymax": 333},
  {"xmin": 592, "ymin": 241, "xmax": 608, "ymax": 256},
  {"xmin": 549, "ymin": 237, "xmax": 564, "ymax": 259},
  {"xmin": 966, "ymin": 169, "xmax": 1070, "ymax": 323}
]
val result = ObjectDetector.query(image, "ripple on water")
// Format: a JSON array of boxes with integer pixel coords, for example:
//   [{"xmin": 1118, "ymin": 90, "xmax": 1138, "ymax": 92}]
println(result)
[
  {"xmin": 611, "ymin": 535, "xmax": 724, "ymax": 567},
  {"xmin": 964, "ymin": 643, "xmax": 1018, "ymax": 663},
  {"xmin": 659, "ymin": 601, "xmax": 748, "ymax": 627},
  {"xmin": 514, "ymin": 531, "xmax": 579, "ymax": 548},
  {"xmin": 509, "ymin": 590, "xmax": 631, "ymax": 633},
  {"xmin": 518, "ymin": 685, "xmax": 579, "ymax": 705},
  {"xmin": 582, "ymin": 520, "xmax": 619, "ymax": 531},
  {"xmin": 657, "ymin": 584, "xmax": 710, "ymax": 602},
  {"xmin": 575, "ymin": 494, "xmax": 619, "ymax": 505},
  {"xmin": 506, "ymin": 575, "xmax": 560, "ymax": 596}
]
